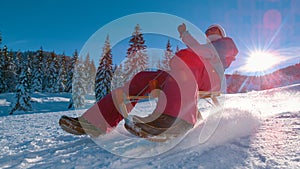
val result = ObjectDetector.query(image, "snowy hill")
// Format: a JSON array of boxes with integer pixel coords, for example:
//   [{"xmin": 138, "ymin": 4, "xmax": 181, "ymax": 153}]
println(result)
[
  {"xmin": 226, "ymin": 63, "xmax": 300, "ymax": 93},
  {"xmin": 0, "ymin": 84, "xmax": 300, "ymax": 169}
]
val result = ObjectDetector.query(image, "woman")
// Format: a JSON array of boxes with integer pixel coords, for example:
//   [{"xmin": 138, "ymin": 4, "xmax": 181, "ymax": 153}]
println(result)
[{"xmin": 59, "ymin": 23, "xmax": 238, "ymax": 139}]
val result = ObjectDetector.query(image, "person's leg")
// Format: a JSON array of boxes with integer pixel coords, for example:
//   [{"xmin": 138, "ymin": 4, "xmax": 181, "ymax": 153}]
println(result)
[
  {"xmin": 126, "ymin": 70, "xmax": 197, "ymax": 138},
  {"xmin": 79, "ymin": 70, "xmax": 169, "ymax": 134},
  {"xmin": 154, "ymin": 69, "xmax": 199, "ymax": 125}
]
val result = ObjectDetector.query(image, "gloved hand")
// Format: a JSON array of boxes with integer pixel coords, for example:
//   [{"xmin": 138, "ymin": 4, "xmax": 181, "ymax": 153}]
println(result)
[{"xmin": 177, "ymin": 23, "xmax": 187, "ymax": 38}]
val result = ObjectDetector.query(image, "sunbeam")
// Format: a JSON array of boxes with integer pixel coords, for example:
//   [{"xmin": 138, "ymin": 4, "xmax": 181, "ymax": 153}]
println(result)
[{"xmin": 241, "ymin": 49, "xmax": 284, "ymax": 74}]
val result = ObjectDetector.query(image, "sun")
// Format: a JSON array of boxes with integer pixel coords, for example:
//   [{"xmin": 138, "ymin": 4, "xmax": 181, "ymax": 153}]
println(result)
[{"xmin": 243, "ymin": 49, "xmax": 282, "ymax": 73}]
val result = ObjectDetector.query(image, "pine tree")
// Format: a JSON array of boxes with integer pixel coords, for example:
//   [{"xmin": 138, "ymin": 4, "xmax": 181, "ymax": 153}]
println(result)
[
  {"xmin": 66, "ymin": 49, "xmax": 78, "ymax": 93},
  {"xmin": 157, "ymin": 57, "xmax": 163, "ymax": 70},
  {"xmin": 0, "ymin": 46, "xmax": 5, "ymax": 93},
  {"xmin": 45, "ymin": 52, "xmax": 60, "ymax": 93},
  {"xmin": 0, "ymin": 34, "xmax": 5, "ymax": 93},
  {"xmin": 60, "ymin": 53, "xmax": 68, "ymax": 92},
  {"xmin": 25, "ymin": 52, "xmax": 33, "ymax": 93},
  {"xmin": 15, "ymin": 50, "xmax": 23, "ymax": 75},
  {"xmin": 53, "ymin": 52, "xmax": 61, "ymax": 93},
  {"xmin": 88, "ymin": 59, "xmax": 96, "ymax": 94},
  {"xmin": 44, "ymin": 52, "xmax": 53, "ymax": 92},
  {"xmin": 31, "ymin": 47, "xmax": 44, "ymax": 92},
  {"xmin": 10, "ymin": 56, "xmax": 32, "ymax": 115},
  {"xmin": 83, "ymin": 53, "xmax": 94, "ymax": 94},
  {"xmin": 111, "ymin": 63, "xmax": 125, "ymax": 90},
  {"xmin": 123, "ymin": 24, "xmax": 148, "ymax": 81},
  {"xmin": 72, "ymin": 57, "xmax": 86, "ymax": 108},
  {"xmin": 162, "ymin": 40, "xmax": 174, "ymax": 71},
  {"xmin": 4, "ymin": 48, "xmax": 16, "ymax": 92},
  {"xmin": 95, "ymin": 35, "xmax": 113, "ymax": 101}
]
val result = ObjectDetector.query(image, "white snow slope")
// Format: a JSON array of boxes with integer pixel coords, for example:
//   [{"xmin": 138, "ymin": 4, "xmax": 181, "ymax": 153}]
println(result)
[{"xmin": 0, "ymin": 84, "xmax": 300, "ymax": 169}]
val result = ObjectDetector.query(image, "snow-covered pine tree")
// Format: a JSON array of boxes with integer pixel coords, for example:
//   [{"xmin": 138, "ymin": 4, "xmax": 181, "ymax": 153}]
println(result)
[
  {"xmin": 15, "ymin": 50, "xmax": 23, "ymax": 74},
  {"xmin": 162, "ymin": 39, "xmax": 174, "ymax": 71},
  {"xmin": 112, "ymin": 64, "xmax": 117, "ymax": 74},
  {"xmin": 10, "ymin": 56, "xmax": 32, "ymax": 115},
  {"xmin": 53, "ymin": 52, "xmax": 61, "ymax": 93},
  {"xmin": 66, "ymin": 49, "xmax": 78, "ymax": 93},
  {"xmin": 83, "ymin": 53, "xmax": 95, "ymax": 94},
  {"xmin": 0, "ymin": 34, "xmax": 4, "ymax": 93},
  {"xmin": 111, "ymin": 63, "xmax": 125, "ymax": 90},
  {"xmin": 31, "ymin": 47, "xmax": 44, "ymax": 92},
  {"xmin": 45, "ymin": 52, "xmax": 60, "ymax": 93},
  {"xmin": 61, "ymin": 53, "xmax": 69, "ymax": 92},
  {"xmin": 0, "ymin": 46, "xmax": 6, "ymax": 93},
  {"xmin": 123, "ymin": 24, "xmax": 148, "ymax": 82},
  {"xmin": 67, "ymin": 50, "xmax": 80, "ymax": 109},
  {"xmin": 44, "ymin": 52, "xmax": 53, "ymax": 92},
  {"xmin": 156, "ymin": 57, "xmax": 163, "ymax": 70},
  {"xmin": 95, "ymin": 35, "xmax": 113, "ymax": 101},
  {"xmin": 24, "ymin": 52, "xmax": 34, "ymax": 93},
  {"xmin": 4, "ymin": 48, "xmax": 17, "ymax": 92},
  {"xmin": 89, "ymin": 60, "xmax": 96, "ymax": 94},
  {"xmin": 72, "ymin": 57, "xmax": 86, "ymax": 108}
]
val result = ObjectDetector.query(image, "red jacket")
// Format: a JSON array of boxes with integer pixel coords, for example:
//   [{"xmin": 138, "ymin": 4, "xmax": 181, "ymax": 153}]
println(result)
[
  {"xmin": 173, "ymin": 37, "xmax": 238, "ymax": 92},
  {"xmin": 173, "ymin": 48, "xmax": 215, "ymax": 91},
  {"xmin": 163, "ymin": 37, "xmax": 238, "ymax": 124}
]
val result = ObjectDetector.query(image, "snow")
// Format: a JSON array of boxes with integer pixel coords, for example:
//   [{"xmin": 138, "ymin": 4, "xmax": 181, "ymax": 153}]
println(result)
[
  {"xmin": 0, "ymin": 99, "xmax": 10, "ymax": 107},
  {"xmin": 0, "ymin": 93, "xmax": 94, "ymax": 117},
  {"xmin": 0, "ymin": 84, "xmax": 300, "ymax": 168}
]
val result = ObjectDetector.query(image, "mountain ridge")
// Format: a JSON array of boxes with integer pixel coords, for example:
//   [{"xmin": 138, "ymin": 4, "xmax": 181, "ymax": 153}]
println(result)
[{"xmin": 226, "ymin": 63, "xmax": 300, "ymax": 93}]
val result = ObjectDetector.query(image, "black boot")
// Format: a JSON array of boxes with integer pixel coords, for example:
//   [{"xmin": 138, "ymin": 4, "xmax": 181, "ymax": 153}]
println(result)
[{"xmin": 59, "ymin": 115, "xmax": 104, "ymax": 137}]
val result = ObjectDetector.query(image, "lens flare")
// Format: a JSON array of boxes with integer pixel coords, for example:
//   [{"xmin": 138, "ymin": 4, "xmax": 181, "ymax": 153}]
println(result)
[{"xmin": 242, "ymin": 49, "xmax": 283, "ymax": 73}]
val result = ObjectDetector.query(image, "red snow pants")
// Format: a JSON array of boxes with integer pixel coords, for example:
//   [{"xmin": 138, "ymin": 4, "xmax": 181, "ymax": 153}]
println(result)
[{"xmin": 82, "ymin": 49, "xmax": 218, "ymax": 133}]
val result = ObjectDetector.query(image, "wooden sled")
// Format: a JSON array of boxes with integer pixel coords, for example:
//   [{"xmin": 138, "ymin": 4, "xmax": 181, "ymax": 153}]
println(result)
[{"xmin": 115, "ymin": 79, "xmax": 221, "ymax": 142}]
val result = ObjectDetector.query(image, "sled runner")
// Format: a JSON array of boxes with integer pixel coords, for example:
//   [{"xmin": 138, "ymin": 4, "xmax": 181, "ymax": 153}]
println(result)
[
  {"xmin": 116, "ymin": 79, "xmax": 221, "ymax": 142},
  {"xmin": 124, "ymin": 112, "xmax": 196, "ymax": 142}
]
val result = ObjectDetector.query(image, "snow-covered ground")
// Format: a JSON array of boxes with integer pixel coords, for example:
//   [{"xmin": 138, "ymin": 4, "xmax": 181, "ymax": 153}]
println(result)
[
  {"xmin": 0, "ymin": 84, "xmax": 300, "ymax": 169},
  {"xmin": 0, "ymin": 93, "xmax": 95, "ymax": 117}
]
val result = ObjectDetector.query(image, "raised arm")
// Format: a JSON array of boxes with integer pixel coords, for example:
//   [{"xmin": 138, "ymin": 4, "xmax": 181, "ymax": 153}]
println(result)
[{"xmin": 177, "ymin": 23, "xmax": 214, "ymax": 59}]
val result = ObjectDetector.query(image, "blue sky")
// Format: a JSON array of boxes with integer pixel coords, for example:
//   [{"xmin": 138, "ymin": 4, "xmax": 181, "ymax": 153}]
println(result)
[{"xmin": 1, "ymin": 0, "xmax": 300, "ymax": 74}]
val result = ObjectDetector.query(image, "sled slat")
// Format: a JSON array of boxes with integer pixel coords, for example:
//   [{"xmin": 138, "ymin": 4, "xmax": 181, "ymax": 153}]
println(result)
[
  {"xmin": 197, "ymin": 91, "xmax": 220, "ymax": 98},
  {"xmin": 126, "ymin": 91, "xmax": 221, "ymax": 100},
  {"xmin": 116, "ymin": 83, "xmax": 221, "ymax": 121},
  {"xmin": 127, "ymin": 95, "xmax": 152, "ymax": 100}
]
